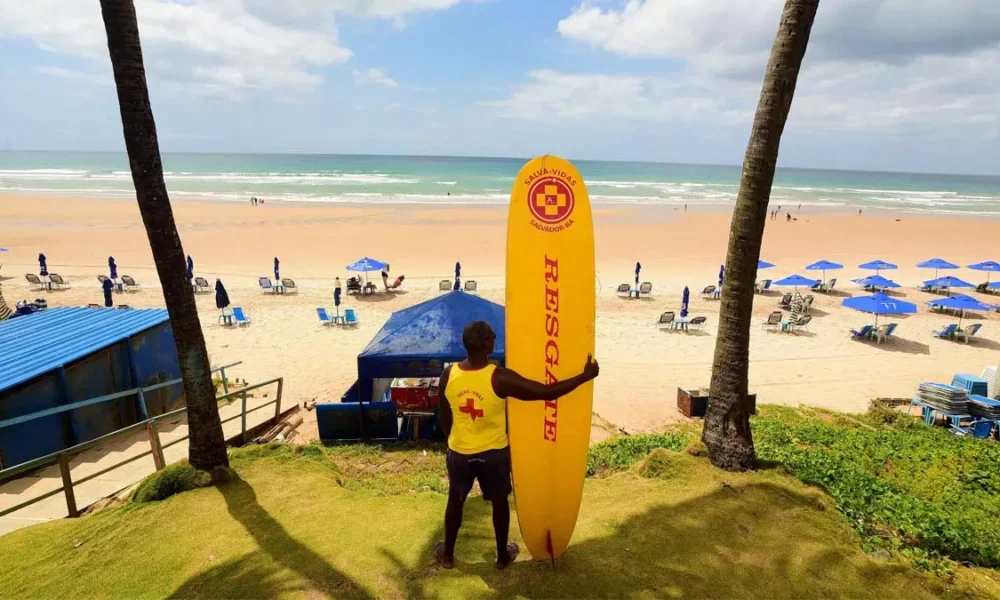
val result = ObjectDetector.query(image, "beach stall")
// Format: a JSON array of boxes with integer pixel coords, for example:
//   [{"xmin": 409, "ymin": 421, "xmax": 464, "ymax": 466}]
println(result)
[
  {"xmin": 319, "ymin": 291, "xmax": 505, "ymax": 441},
  {"xmin": 0, "ymin": 308, "xmax": 181, "ymax": 468}
]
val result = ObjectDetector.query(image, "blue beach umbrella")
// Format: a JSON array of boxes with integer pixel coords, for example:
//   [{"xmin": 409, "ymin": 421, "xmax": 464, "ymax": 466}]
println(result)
[
  {"xmin": 38, "ymin": 253, "xmax": 48, "ymax": 276},
  {"xmin": 681, "ymin": 286, "xmax": 689, "ymax": 318},
  {"xmin": 969, "ymin": 261, "xmax": 1000, "ymax": 284},
  {"xmin": 215, "ymin": 279, "xmax": 231, "ymax": 311},
  {"xmin": 774, "ymin": 274, "xmax": 820, "ymax": 289},
  {"xmin": 805, "ymin": 259, "xmax": 843, "ymax": 283},
  {"xmin": 924, "ymin": 276, "xmax": 974, "ymax": 295},
  {"xmin": 853, "ymin": 274, "xmax": 901, "ymax": 290},
  {"xmin": 926, "ymin": 294, "xmax": 997, "ymax": 326},
  {"xmin": 718, "ymin": 265, "xmax": 724, "ymax": 287},
  {"xmin": 859, "ymin": 259, "xmax": 898, "ymax": 273},
  {"xmin": 916, "ymin": 258, "xmax": 958, "ymax": 279},
  {"xmin": 347, "ymin": 257, "xmax": 388, "ymax": 283},
  {"xmin": 102, "ymin": 277, "xmax": 114, "ymax": 308},
  {"xmin": 186, "ymin": 255, "xmax": 194, "ymax": 280},
  {"xmin": 108, "ymin": 256, "xmax": 118, "ymax": 280},
  {"xmin": 273, "ymin": 257, "xmax": 280, "ymax": 281},
  {"xmin": 757, "ymin": 260, "xmax": 776, "ymax": 270},
  {"xmin": 842, "ymin": 291, "xmax": 916, "ymax": 325}
]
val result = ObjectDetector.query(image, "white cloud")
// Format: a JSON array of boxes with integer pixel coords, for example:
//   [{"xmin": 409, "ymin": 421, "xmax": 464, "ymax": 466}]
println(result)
[
  {"xmin": 490, "ymin": 0, "xmax": 1000, "ymax": 139},
  {"xmin": 353, "ymin": 68, "xmax": 399, "ymax": 88},
  {"xmin": 0, "ymin": 0, "xmax": 478, "ymax": 93},
  {"xmin": 36, "ymin": 66, "xmax": 89, "ymax": 81}
]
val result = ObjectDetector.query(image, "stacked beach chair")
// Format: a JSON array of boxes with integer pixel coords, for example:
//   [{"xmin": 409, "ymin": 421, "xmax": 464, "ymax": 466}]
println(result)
[{"xmin": 917, "ymin": 382, "xmax": 969, "ymax": 415}]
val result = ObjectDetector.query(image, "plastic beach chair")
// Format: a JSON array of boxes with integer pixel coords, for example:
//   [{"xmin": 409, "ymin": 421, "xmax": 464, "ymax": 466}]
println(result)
[
  {"xmin": 762, "ymin": 311, "xmax": 782, "ymax": 331},
  {"xmin": 851, "ymin": 325, "xmax": 874, "ymax": 340},
  {"xmin": 932, "ymin": 323, "xmax": 959, "ymax": 339},
  {"xmin": 48, "ymin": 273, "xmax": 70, "ymax": 289},
  {"xmin": 778, "ymin": 293, "xmax": 792, "ymax": 309},
  {"xmin": 121, "ymin": 275, "xmax": 141, "ymax": 291},
  {"xmin": 657, "ymin": 311, "xmax": 676, "ymax": 330},
  {"xmin": 25, "ymin": 274, "xmax": 46, "ymax": 290},
  {"xmin": 755, "ymin": 279, "xmax": 772, "ymax": 294},
  {"xmin": 464, "ymin": 280, "xmax": 478, "ymax": 293},
  {"xmin": 259, "ymin": 277, "xmax": 275, "ymax": 294},
  {"xmin": 344, "ymin": 308, "xmax": 360, "ymax": 327},
  {"xmin": 317, "ymin": 307, "xmax": 333, "ymax": 327},
  {"xmin": 616, "ymin": 283, "xmax": 632, "ymax": 297},
  {"xmin": 281, "ymin": 278, "xmax": 299, "ymax": 294},
  {"xmin": 956, "ymin": 323, "xmax": 982, "ymax": 344},
  {"xmin": 638, "ymin": 282, "xmax": 653, "ymax": 297},
  {"xmin": 194, "ymin": 277, "xmax": 211, "ymax": 293},
  {"xmin": 233, "ymin": 307, "xmax": 252, "ymax": 327},
  {"xmin": 439, "ymin": 280, "xmax": 451, "ymax": 292},
  {"xmin": 688, "ymin": 316, "xmax": 707, "ymax": 331},
  {"xmin": 701, "ymin": 285, "xmax": 716, "ymax": 299}
]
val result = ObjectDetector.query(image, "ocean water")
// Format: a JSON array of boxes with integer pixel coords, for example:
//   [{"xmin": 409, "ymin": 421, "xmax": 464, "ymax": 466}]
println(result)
[{"xmin": 1, "ymin": 151, "xmax": 999, "ymax": 216}]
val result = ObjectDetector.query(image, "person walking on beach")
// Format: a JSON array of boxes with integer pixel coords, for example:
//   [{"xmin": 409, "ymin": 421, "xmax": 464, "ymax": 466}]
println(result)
[
  {"xmin": 434, "ymin": 321, "xmax": 599, "ymax": 570},
  {"xmin": 381, "ymin": 265, "xmax": 390, "ymax": 292}
]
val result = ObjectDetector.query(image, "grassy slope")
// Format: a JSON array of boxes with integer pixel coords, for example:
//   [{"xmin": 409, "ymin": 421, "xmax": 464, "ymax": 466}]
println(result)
[{"xmin": 3, "ymin": 442, "xmax": 999, "ymax": 599}]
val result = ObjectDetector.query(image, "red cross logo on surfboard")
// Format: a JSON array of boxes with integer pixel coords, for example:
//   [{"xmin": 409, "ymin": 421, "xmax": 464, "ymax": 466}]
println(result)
[
  {"xmin": 528, "ymin": 177, "xmax": 574, "ymax": 224},
  {"xmin": 460, "ymin": 397, "xmax": 485, "ymax": 422}
]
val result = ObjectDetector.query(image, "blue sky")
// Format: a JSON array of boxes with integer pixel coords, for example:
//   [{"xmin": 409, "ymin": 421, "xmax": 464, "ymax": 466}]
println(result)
[{"xmin": 1, "ymin": 0, "xmax": 999, "ymax": 174}]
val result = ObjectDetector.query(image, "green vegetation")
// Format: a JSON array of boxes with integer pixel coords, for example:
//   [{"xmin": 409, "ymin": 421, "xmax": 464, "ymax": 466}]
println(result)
[
  {"xmin": 4, "ymin": 408, "xmax": 1000, "ymax": 598},
  {"xmin": 753, "ymin": 405, "xmax": 1000, "ymax": 572},
  {"xmin": 131, "ymin": 461, "xmax": 212, "ymax": 503}
]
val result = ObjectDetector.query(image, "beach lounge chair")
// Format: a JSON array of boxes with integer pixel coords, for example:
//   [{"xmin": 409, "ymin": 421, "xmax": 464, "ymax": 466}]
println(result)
[
  {"xmin": 616, "ymin": 283, "xmax": 632, "ymax": 297},
  {"xmin": 785, "ymin": 314, "xmax": 812, "ymax": 334},
  {"xmin": 778, "ymin": 293, "xmax": 792, "ymax": 310},
  {"xmin": 951, "ymin": 419, "xmax": 995, "ymax": 439},
  {"xmin": 194, "ymin": 277, "xmax": 211, "ymax": 293},
  {"xmin": 464, "ymin": 280, "xmax": 478, "ymax": 293},
  {"xmin": 317, "ymin": 307, "xmax": 334, "ymax": 327},
  {"xmin": 281, "ymin": 278, "xmax": 299, "ymax": 294},
  {"xmin": 386, "ymin": 275, "xmax": 405, "ymax": 291},
  {"xmin": 638, "ymin": 282, "xmax": 653, "ymax": 297},
  {"xmin": 850, "ymin": 325, "xmax": 874, "ymax": 340},
  {"xmin": 121, "ymin": 275, "xmax": 141, "ymax": 291},
  {"xmin": 955, "ymin": 323, "xmax": 982, "ymax": 344},
  {"xmin": 347, "ymin": 277, "xmax": 363, "ymax": 294},
  {"xmin": 259, "ymin": 277, "xmax": 275, "ymax": 294},
  {"xmin": 815, "ymin": 278, "xmax": 837, "ymax": 293},
  {"xmin": 48, "ymin": 273, "xmax": 69, "ymax": 289},
  {"xmin": 344, "ymin": 308, "xmax": 359, "ymax": 327},
  {"xmin": 688, "ymin": 316, "xmax": 707, "ymax": 331},
  {"xmin": 439, "ymin": 280, "xmax": 451, "ymax": 292},
  {"xmin": 872, "ymin": 323, "xmax": 898, "ymax": 344},
  {"xmin": 233, "ymin": 307, "xmax": 252, "ymax": 327},
  {"xmin": 97, "ymin": 275, "xmax": 107, "ymax": 284},
  {"xmin": 25, "ymin": 274, "xmax": 46, "ymax": 290},
  {"xmin": 762, "ymin": 311, "xmax": 783, "ymax": 331},
  {"xmin": 117, "ymin": 305, "xmax": 131, "ymax": 310},
  {"xmin": 932, "ymin": 323, "xmax": 959, "ymax": 340},
  {"xmin": 657, "ymin": 311, "xmax": 676, "ymax": 330},
  {"xmin": 802, "ymin": 295, "xmax": 815, "ymax": 314},
  {"xmin": 87, "ymin": 303, "xmax": 101, "ymax": 309},
  {"xmin": 701, "ymin": 285, "xmax": 716, "ymax": 299},
  {"xmin": 755, "ymin": 279, "xmax": 772, "ymax": 294}
]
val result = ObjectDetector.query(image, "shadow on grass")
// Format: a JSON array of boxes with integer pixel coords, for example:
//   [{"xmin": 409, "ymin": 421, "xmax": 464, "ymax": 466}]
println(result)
[
  {"xmin": 384, "ymin": 481, "xmax": 926, "ymax": 599},
  {"xmin": 167, "ymin": 478, "xmax": 373, "ymax": 599}
]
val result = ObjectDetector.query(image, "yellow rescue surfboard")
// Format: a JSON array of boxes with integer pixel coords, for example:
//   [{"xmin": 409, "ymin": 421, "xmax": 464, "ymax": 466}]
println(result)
[{"xmin": 506, "ymin": 155, "xmax": 595, "ymax": 560}]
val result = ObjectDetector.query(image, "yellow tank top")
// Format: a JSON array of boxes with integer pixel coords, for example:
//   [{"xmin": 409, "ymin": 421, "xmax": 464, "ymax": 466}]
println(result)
[{"xmin": 444, "ymin": 364, "xmax": 508, "ymax": 454}]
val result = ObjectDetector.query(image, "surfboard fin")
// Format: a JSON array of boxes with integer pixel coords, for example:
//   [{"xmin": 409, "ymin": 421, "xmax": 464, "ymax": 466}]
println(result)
[{"xmin": 546, "ymin": 531, "xmax": 556, "ymax": 569}]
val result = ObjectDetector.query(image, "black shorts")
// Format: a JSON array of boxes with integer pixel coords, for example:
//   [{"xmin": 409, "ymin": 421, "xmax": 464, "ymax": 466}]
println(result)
[{"xmin": 446, "ymin": 447, "xmax": 512, "ymax": 502}]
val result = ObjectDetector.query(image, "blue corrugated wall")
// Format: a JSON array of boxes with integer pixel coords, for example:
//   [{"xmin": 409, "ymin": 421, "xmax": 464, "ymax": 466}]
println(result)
[{"xmin": 0, "ymin": 321, "xmax": 182, "ymax": 468}]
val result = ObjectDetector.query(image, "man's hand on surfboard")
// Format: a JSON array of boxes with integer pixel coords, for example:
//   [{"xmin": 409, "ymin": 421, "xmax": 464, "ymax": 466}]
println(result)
[{"xmin": 583, "ymin": 354, "xmax": 600, "ymax": 381}]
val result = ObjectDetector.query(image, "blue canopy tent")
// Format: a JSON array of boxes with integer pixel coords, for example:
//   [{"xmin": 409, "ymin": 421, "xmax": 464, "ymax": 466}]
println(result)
[
  {"xmin": 916, "ymin": 258, "xmax": 958, "ymax": 279},
  {"xmin": 853, "ymin": 274, "xmax": 901, "ymax": 290},
  {"xmin": 842, "ymin": 292, "xmax": 916, "ymax": 325},
  {"xmin": 805, "ymin": 260, "xmax": 843, "ymax": 285},
  {"xmin": 355, "ymin": 291, "xmax": 505, "ymax": 406},
  {"xmin": 969, "ymin": 261, "xmax": 1000, "ymax": 285},
  {"xmin": 774, "ymin": 274, "xmax": 820, "ymax": 289},
  {"xmin": 859, "ymin": 259, "xmax": 897, "ymax": 273}
]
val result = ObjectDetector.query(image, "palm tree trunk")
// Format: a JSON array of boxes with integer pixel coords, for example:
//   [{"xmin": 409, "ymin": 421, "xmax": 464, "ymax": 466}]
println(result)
[
  {"xmin": 702, "ymin": 0, "xmax": 820, "ymax": 471},
  {"xmin": 99, "ymin": 0, "xmax": 228, "ymax": 471}
]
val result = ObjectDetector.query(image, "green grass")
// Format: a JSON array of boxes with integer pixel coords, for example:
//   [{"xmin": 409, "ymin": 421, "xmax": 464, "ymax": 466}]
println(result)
[
  {"xmin": 753, "ymin": 405, "xmax": 1000, "ymax": 572},
  {"xmin": 3, "ymin": 427, "xmax": 1000, "ymax": 599},
  {"xmin": 131, "ymin": 461, "xmax": 212, "ymax": 503},
  {"xmin": 586, "ymin": 433, "xmax": 689, "ymax": 476}
]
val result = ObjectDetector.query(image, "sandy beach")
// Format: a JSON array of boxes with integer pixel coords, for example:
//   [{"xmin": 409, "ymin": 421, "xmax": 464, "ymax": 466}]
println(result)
[{"xmin": 3, "ymin": 194, "xmax": 1000, "ymax": 440}]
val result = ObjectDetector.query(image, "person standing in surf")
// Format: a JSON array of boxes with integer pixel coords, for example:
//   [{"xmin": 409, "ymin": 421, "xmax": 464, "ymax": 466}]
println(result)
[{"xmin": 434, "ymin": 320, "xmax": 599, "ymax": 570}]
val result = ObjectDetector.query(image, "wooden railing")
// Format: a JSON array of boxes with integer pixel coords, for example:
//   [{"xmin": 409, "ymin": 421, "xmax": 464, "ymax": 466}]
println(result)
[{"xmin": 0, "ymin": 375, "xmax": 282, "ymax": 521}]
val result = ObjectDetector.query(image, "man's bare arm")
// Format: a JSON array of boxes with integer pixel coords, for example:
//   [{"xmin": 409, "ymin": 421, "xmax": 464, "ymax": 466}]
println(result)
[
  {"xmin": 492, "ymin": 356, "xmax": 599, "ymax": 401},
  {"xmin": 437, "ymin": 365, "xmax": 453, "ymax": 437}
]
